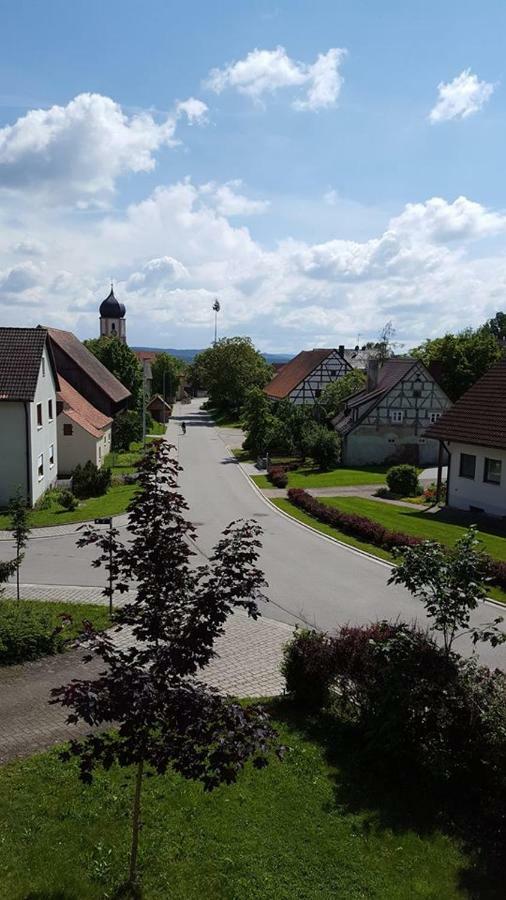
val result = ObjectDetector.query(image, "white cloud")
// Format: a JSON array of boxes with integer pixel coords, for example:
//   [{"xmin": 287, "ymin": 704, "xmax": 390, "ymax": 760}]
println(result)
[
  {"xmin": 391, "ymin": 196, "xmax": 506, "ymax": 241},
  {"xmin": 323, "ymin": 189, "xmax": 338, "ymax": 206},
  {"xmin": 126, "ymin": 256, "xmax": 189, "ymax": 290},
  {"xmin": 205, "ymin": 46, "xmax": 346, "ymax": 111},
  {"xmin": 0, "ymin": 93, "xmax": 178, "ymax": 202},
  {"xmin": 429, "ymin": 69, "xmax": 496, "ymax": 122},
  {"xmin": 0, "ymin": 260, "xmax": 41, "ymax": 293},
  {"xmin": 175, "ymin": 97, "xmax": 209, "ymax": 125},
  {"xmin": 200, "ymin": 180, "xmax": 269, "ymax": 216}
]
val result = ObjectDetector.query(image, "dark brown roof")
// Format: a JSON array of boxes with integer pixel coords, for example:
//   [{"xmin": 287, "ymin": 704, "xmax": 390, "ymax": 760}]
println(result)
[
  {"xmin": 264, "ymin": 349, "xmax": 338, "ymax": 399},
  {"xmin": 425, "ymin": 355, "xmax": 506, "ymax": 450},
  {"xmin": 0, "ymin": 327, "xmax": 59, "ymax": 401},
  {"xmin": 58, "ymin": 376, "xmax": 112, "ymax": 438},
  {"xmin": 147, "ymin": 394, "xmax": 171, "ymax": 410},
  {"xmin": 47, "ymin": 328, "xmax": 130, "ymax": 405}
]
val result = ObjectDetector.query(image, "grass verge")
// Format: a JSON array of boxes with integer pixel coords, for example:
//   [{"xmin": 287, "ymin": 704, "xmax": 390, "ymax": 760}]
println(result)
[
  {"xmin": 0, "ymin": 599, "xmax": 111, "ymax": 665},
  {"xmin": 273, "ymin": 499, "xmax": 506, "ymax": 604},
  {"xmin": 0, "ymin": 484, "xmax": 137, "ymax": 530},
  {"xmin": 0, "ymin": 702, "xmax": 474, "ymax": 899},
  {"xmin": 253, "ymin": 465, "xmax": 389, "ymax": 490}
]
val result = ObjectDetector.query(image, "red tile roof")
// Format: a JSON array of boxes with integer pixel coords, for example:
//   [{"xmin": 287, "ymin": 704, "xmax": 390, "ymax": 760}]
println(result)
[
  {"xmin": 58, "ymin": 375, "xmax": 112, "ymax": 439},
  {"xmin": 425, "ymin": 355, "xmax": 506, "ymax": 450},
  {"xmin": 0, "ymin": 327, "xmax": 59, "ymax": 400},
  {"xmin": 47, "ymin": 328, "xmax": 130, "ymax": 405},
  {"xmin": 264, "ymin": 349, "xmax": 337, "ymax": 399}
]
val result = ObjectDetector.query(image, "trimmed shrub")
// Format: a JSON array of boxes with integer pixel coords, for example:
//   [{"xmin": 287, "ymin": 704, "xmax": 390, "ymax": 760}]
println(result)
[
  {"xmin": 310, "ymin": 427, "xmax": 341, "ymax": 471},
  {"xmin": 72, "ymin": 461, "xmax": 112, "ymax": 499},
  {"xmin": 59, "ymin": 490, "xmax": 78, "ymax": 511},
  {"xmin": 268, "ymin": 466, "xmax": 288, "ymax": 488},
  {"xmin": 0, "ymin": 602, "xmax": 69, "ymax": 664},
  {"xmin": 281, "ymin": 628, "xmax": 337, "ymax": 708},
  {"xmin": 386, "ymin": 464, "xmax": 420, "ymax": 497}
]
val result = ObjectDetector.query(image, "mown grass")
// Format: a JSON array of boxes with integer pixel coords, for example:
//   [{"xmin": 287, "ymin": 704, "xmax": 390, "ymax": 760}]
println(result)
[
  {"xmin": 0, "ymin": 704, "xmax": 475, "ymax": 899},
  {"xmin": 273, "ymin": 499, "xmax": 506, "ymax": 604},
  {"xmin": 253, "ymin": 465, "xmax": 389, "ymax": 490},
  {"xmin": 0, "ymin": 484, "xmax": 137, "ymax": 530},
  {"xmin": 0, "ymin": 600, "xmax": 111, "ymax": 665},
  {"xmin": 319, "ymin": 496, "xmax": 506, "ymax": 562}
]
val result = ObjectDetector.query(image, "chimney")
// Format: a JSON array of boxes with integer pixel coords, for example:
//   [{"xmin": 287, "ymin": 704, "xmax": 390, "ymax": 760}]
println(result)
[
  {"xmin": 367, "ymin": 357, "xmax": 379, "ymax": 392},
  {"xmin": 338, "ymin": 344, "xmax": 345, "ymax": 358}
]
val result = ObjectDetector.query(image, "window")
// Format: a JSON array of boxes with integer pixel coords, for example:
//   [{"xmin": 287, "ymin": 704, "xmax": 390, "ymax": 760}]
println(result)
[
  {"xmin": 315, "ymin": 388, "xmax": 322, "ymax": 398},
  {"xmin": 49, "ymin": 444, "xmax": 55, "ymax": 468},
  {"xmin": 63, "ymin": 423, "xmax": 73, "ymax": 436},
  {"xmin": 48, "ymin": 399, "xmax": 53, "ymax": 421},
  {"xmin": 459, "ymin": 453, "xmax": 476, "ymax": 480},
  {"xmin": 36, "ymin": 403, "xmax": 42, "ymax": 427},
  {"xmin": 484, "ymin": 457, "xmax": 502, "ymax": 485},
  {"xmin": 429, "ymin": 412, "xmax": 441, "ymax": 424},
  {"xmin": 37, "ymin": 454, "xmax": 44, "ymax": 480},
  {"xmin": 390, "ymin": 410, "xmax": 404, "ymax": 423},
  {"xmin": 98, "ymin": 446, "xmax": 102, "ymax": 460},
  {"xmin": 41, "ymin": 357, "xmax": 45, "ymax": 377},
  {"xmin": 329, "ymin": 369, "xmax": 337, "ymax": 377}
]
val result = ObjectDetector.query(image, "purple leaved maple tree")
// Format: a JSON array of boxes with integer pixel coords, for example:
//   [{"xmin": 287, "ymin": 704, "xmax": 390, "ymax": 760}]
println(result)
[{"xmin": 51, "ymin": 440, "xmax": 282, "ymax": 894}]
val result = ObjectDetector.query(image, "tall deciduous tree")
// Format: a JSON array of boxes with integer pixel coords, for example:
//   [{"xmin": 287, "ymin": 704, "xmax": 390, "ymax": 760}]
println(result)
[
  {"xmin": 412, "ymin": 329, "xmax": 501, "ymax": 401},
  {"xmin": 190, "ymin": 337, "xmax": 273, "ymax": 415},
  {"xmin": 482, "ymin": 310, "xmax": 506, "ymax": 342},
  {"xmin": 150, "ymin": 352, "xmax": 183, "ymax": 402},
  {"xmin": 320, "ymin": 369, "xmax": 366, "ymax": 420},
  {"xmin": 84, "ymin": 337, "xmax": 143, "ymax": 408},
  {"xmin": 52, "ymin": 441, "xmax": 281, "ymax": 893},
  {"xmin": 9, "ymin": 488, "xmax": 31, "ymax": 600}
]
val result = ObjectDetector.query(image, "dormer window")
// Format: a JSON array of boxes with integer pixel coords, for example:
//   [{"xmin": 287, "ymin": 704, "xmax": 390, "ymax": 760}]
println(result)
[{"xmin": 390, "ymin": 410, "xmax": 404, "ymax": 423}]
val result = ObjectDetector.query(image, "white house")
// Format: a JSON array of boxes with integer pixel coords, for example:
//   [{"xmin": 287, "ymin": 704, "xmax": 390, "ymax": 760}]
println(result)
[
  {"xmin": 333, "ymin": 357, "xmax": 451, "ymax": 467},
  {"xmin": 425, "ymin": 356, "xmax": 506, "ymax": 516},
  {"xmin": 0, "ymin": 327, "xmax": 59, "ymax": 507},
  {"xmin": 264, "ymin": 348, "xmax": 353, "ymax": 405},
  {"xmin": 56, "ymin": 376, "xmax": 113, "ymax": 476}
]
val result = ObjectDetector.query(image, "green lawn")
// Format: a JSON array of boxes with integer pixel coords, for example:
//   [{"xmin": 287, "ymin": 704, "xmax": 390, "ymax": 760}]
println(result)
[
  {"xmin": 273, "ymin": 499, "xmax": 506, "ymax": 604},
  {"xmin": 209, "ymin": 409, "xmax": 244, "ymax": 428},
  {"xmin": 253, "ymin": 465, "xmax": 389, "ymax": 490},
  {"xmin": 0, "ymin": 599, "xmax": 111, "ymax": 665},
  {"xmin": 0, "ymin": 484, "xmax": 137, "ymax": 530},
  {"xmin": 0, "ymin": 703, "xmax": 477, "ymax": 899},
  {"xmin": 148, "ymin": 420, "xmax": 166, "ymax": 435},
  {"xmin": 319, "ymin": 496, "xmax": 506, "ymax": 562}
]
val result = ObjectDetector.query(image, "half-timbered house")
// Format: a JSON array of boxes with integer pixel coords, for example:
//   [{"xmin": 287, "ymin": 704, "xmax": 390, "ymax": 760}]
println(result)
[
  {"xmin": 333, "ymin": 357, "xmax": 451, "ymax": 466},
  {"xmin": 264, "ymin": 348, "xmax": 352, "ymax": 405}
]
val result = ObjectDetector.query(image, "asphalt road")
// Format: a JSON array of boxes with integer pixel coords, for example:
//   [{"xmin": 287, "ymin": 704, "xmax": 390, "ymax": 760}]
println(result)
[{"xmin": 2, "ymin": 399, "xmax": 505, "ymax": 669}]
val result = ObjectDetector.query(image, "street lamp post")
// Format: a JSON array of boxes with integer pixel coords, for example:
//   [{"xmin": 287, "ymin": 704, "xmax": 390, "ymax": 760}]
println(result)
[{"xmin": 213, "ymin": 298, "xmax": 220, "ymax": 345}]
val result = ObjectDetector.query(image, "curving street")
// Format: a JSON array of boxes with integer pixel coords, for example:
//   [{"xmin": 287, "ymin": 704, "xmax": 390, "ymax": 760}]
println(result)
[{"xmin": 2, "ymin": 398, "xmax": 505, "ymax": 669}]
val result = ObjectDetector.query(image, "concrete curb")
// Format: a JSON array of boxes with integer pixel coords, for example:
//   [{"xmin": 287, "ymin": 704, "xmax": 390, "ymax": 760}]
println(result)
[{"xmin": 0, "ymin": 512, "xmax": 130, "ymax": 542}]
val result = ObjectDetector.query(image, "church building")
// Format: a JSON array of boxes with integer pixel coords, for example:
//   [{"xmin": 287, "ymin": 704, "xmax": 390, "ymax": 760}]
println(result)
[{"xmin": 99, "ymin": 284, "xmax": 127, "ymax": 343}]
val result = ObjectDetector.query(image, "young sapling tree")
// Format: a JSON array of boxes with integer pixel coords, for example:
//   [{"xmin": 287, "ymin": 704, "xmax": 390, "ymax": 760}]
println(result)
[
  {"xmin": 52, "ymin": 440, "xmax": 282, "ymax": 895},
  {"xmin": 9, "ymin": 487, "xmax": 31, "ymax": 600}
]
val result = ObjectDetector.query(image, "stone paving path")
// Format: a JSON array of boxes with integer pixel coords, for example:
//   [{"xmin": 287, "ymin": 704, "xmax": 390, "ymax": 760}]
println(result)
[
  {"xmin": 0, "ymin": 514, "xmax": 130, "ymax": 542},
  {"xmin": 0, "ymin": 586, "xmax": 292, "ymax": 764}
]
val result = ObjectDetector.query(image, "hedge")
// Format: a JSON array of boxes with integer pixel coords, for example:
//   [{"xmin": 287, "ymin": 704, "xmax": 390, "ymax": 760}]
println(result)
[{"xmin": 287, "ymin": 488, "xmax": 506, "ymax": 591}]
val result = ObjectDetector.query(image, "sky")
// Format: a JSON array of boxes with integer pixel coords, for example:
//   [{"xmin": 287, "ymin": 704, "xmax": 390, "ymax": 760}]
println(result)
[{"xmin": 0, "ymin": 0, "xmax": 505, "ymax": 352}]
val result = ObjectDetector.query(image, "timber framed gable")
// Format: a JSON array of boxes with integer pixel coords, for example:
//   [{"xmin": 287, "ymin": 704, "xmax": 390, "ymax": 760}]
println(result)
[{"xmin": 287, "ymin": 349, "xmax": 351, "ymax": 405}]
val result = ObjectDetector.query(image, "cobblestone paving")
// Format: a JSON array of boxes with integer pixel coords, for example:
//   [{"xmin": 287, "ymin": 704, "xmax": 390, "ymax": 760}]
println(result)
[{"xmin": 0, "ymin": 587, "xmax": 292, "ymax": 764}]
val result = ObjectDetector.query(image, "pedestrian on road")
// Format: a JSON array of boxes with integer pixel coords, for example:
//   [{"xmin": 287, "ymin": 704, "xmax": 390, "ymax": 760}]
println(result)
[{"xmin": 181, "ymin": 422, "xmax": 187, "ymax": 435}]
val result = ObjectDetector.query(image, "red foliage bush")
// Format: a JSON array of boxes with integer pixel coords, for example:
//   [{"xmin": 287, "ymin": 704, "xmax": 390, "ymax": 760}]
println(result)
[
  {"xmin": 287, "ymin": 488, "xmax": 506, "ymax": 590},
  {"xmin": 268, "ymin": 466, "xmax": 288, "ymax": 488}
]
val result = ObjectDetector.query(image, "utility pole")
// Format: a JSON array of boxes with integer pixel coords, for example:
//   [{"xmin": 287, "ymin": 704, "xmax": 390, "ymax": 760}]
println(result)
[
  {"xmin": 142, "ymin": 360, "xmax": 152, "ymax": 446},
  {"xmin": 213, "ymin": 298, "xmax": 220, "ymax": 345}
]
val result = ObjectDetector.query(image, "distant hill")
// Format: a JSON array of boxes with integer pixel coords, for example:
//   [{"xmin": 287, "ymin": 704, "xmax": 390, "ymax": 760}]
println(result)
[{"xmin": 133, "ymin": 347, "xmax": 292, "ymax": 364}]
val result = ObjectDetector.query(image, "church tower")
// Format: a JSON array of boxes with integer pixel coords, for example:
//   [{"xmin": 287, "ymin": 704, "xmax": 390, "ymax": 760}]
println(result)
[{"xmin": 99, "ymin": 284, "xmax": 127, "ymax": 343}]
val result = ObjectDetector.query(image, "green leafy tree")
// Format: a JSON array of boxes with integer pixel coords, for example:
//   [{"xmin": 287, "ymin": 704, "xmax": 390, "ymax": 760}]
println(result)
[
  {"xmin": 191, "ymin": 337, "xmax": 273, "ymax": 415},
  {"xmin": 9, "ymin": 488, "xmax": 31, "ymax": 600},
  {"xmin": 482, "ymin": 310, "xmax": 506, "ymax": 342},
  {"xmin": 389, "ymin": 526, "xmax": 505, "ymax": 656},
  {"xmin": 112, "ymin": 409, "xmax": 143, "ymax": 451},
  {"xmin": 320, "ymin": 369, "xmax": 366, "ymax": 420},
  {"xmin": 84, "ymin": 337, "xmax": 143, "ymax": 407},
  {"xmin": 412, "ymin": 329, "xmax": 501, "ymax": 401},
  {"xmin": 242, "ymin": 387, "xmax": 274, "ymax": 456},
  {"xmin": 309, "ymin": 427, "xmax": 341, "ymax": 471},
  {"xmin": 151, "ymin": 352, "xmax": 183, "ymax": 402}
]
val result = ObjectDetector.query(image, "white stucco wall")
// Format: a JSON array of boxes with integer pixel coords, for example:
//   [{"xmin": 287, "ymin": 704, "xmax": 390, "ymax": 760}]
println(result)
[
  {"xmin": 447, "ymin": 441, "xmax": 506, "ymax": 517},
  {"xmin": 29, "ymin": 347, "xmax": 58, "ymax": 505},
  {"xmin": 0, "ymin": 401, "xmax": 28, "ymax": 507},
  {"xmin": 57, "ymin": 415, "xmax": 111, "ymax": 475},
  {"xmin": 343, "ymin": 429, "xmax": 440, "ymax": 466}
]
